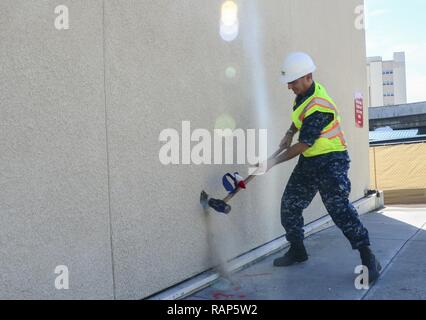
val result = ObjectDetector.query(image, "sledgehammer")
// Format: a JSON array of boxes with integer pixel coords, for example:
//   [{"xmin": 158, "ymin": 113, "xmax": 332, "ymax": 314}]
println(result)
[{"xmin": 200, "ymin": 146, "xmax": 286, "ymax": 214}]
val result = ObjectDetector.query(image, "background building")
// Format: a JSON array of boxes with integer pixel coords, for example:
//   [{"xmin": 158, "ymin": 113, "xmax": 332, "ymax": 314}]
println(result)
[
  {"xmin": 367, "ymin": 52, "xmax": 407, "ymax": 107},
  {"xmin": 369, "ymin": 101, "xmax": 426, "ymax": 134},
  {"xmin": 0, "ymin": 0, "xmax": 371, "ymax": 299}
]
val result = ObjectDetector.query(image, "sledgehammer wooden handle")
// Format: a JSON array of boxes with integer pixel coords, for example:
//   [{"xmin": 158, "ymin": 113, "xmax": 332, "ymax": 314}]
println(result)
[{"xmin": 223, "ymin": 146, "xmax": 287, "ymax": 203}]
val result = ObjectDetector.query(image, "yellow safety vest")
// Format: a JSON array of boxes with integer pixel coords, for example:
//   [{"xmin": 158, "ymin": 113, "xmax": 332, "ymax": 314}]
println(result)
[{"xmin": 291, "ymin": 82, "xmax": 347, "ymax": 158}]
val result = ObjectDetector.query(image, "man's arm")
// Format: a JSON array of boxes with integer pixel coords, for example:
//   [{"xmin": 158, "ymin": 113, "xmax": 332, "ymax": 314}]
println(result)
[
  {"xmin": 288, "ymin": 123, "xmax": 298, "ymax": 135},
  {"xmin": 268, "ymin": 112, "xmax": 334, "ymax": 171},
  {"xmin": 269, "ymin": 142, "xmax": 310, "ymax": 169},
  {"xmin": 280, "ymin": 123, "xmax": 299, "ymax": 149}
]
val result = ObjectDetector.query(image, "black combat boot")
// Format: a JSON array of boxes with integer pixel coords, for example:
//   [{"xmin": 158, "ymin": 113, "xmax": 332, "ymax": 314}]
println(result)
[
  {"xmin": 359, "ymin": 246, "xmax": 382, "ymax": 284},
  {"xmin": 274, "ymin": 241, "xmax": 308, "ymax": 267}
]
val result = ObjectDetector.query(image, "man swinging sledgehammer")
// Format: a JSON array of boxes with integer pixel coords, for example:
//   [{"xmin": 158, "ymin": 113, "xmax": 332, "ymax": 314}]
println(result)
[{"xmin": 262, "ymin": 52, "xmax": 382, "ymax": 284}]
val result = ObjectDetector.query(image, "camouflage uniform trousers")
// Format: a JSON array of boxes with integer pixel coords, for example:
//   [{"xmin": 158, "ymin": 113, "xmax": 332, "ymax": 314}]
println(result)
[{"xmin": 281, "ymin": 159, "xmax": 370, "ymax": 250}]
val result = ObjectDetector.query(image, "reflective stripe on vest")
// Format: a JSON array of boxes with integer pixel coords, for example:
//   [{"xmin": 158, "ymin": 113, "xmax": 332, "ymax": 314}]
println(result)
[
  {"xmin": 321, "ymin": 121, "xmax": 347, "ymax": 147},
  {"xmin": 299, "ymin": 97, "xmax": 337, "ymax": 122},
  {"xmin": 298, "ymin": 97, "xmax": 347, "ymax": 147}
]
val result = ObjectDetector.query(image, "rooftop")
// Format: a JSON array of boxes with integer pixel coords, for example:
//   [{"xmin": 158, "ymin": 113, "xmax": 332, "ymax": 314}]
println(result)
[{"xmin": 369, "ymin": 101, "xmax": 426, "ymax": 120}]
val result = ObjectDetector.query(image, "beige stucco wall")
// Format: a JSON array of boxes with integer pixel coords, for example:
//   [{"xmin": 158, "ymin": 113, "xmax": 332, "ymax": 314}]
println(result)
[
  {"xmin": 0, "ymin": 0, "xmax": 114, "ymax": 299},
  {"xmin": 0, "ymin": 0, "xmax": 369, "ymax": 299}
]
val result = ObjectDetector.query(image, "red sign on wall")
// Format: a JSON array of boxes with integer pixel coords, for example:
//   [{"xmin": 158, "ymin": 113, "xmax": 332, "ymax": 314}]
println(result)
[{"xmin": 354, "ymin": 93, "xmax": 364, "ymax": 128}]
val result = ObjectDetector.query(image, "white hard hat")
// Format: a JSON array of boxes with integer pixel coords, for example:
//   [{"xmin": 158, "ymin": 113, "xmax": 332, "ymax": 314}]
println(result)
[{"xmin": 281, "ymin": 52, "xmax": 316, "ymax": 84}]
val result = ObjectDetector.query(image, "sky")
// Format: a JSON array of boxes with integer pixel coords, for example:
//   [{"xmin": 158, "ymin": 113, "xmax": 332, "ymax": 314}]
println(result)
[{"xmin": 365, "ymin": 0, "xmax": 426, "ymax": 103}]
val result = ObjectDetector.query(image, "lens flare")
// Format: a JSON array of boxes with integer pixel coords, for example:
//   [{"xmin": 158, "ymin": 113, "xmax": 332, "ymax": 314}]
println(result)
[
  {"xmin": 221, "ymin": 1, "xmax": 238, "ymax": 26},
  {"xmin": 220, "ymin": 1, "xmax": 239, "ymax": 42},
  {"xmin": 225, "ymin": 66, "xmax": 237, "ymax": 79},
  {"xmin": 215, "ymin": 113, "xmax": 237, "ymax": 137}
]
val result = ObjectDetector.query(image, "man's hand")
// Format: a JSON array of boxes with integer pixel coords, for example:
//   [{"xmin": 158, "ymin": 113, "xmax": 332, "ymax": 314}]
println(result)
[
  {"xmin": 256, "ymin": 158, "xmax": 277, "ymax": 173},
  {"xmin": 255, "ymin": 142, "xmax": 309, "ymax": 173}
]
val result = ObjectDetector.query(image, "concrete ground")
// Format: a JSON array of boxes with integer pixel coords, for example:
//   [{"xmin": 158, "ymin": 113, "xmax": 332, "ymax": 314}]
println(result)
[{"xmin": 186, "ymin": 205, "xmax": 426, "ymax": 300}]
